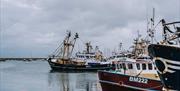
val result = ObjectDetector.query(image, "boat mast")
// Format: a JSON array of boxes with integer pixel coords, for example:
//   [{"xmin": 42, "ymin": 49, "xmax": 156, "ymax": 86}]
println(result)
[
  {"xmin": 61, "ymin": 31, "xmax": 79, "ymax": 60},
  {"xmin": 133, "ymin": 31, "xmax": 142, "ymax": 58},
  {"xmin": 62, "ymin": 31, "xmax": 71, "ymax": 60},
  {"xmin": 132, "ymin": 30, "xmax": 150, "ymax": 58},
  {"xmin": 148, "ymin": 8, "xmax": 155, "ymax": 44},
  {"xmin": 85, "ymin": 42, "xmax": 92, "ymax": 54},
  {"xmin": 118, "ymin": 42, "xmax": 122, "ymax": 52},
  {"xmin": 69, "ymin": 33, "xmax": 79, "ymax": 57}
]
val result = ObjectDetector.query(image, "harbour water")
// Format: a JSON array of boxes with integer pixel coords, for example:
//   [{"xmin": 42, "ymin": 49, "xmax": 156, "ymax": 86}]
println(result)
[{"xmin": 0, "ymin": 61, "xmax": 101, "ymax": 91}]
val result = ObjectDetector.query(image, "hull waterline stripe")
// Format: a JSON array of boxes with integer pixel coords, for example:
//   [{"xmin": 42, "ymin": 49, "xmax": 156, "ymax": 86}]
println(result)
[{"xmin": 99, "ymin": 80, "xmax": 157, "ymax": 91}]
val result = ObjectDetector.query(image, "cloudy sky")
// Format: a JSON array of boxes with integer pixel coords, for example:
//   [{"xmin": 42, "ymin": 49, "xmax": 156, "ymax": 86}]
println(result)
[{"xmin": 0, "ymin": 0, "xmax": 180, "ymax": 57}]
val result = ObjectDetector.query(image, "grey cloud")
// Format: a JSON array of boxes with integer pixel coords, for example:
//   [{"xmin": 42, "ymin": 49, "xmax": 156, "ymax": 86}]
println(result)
[{"xmin": 0, "ymin": 0, "xmax": 179, "ymax": 57}]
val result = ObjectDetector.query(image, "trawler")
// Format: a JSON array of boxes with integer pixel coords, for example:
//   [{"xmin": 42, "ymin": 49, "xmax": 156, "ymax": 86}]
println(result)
[
  {"xmin": 75, "ymin": 42, "xmax": 111, "ymax": 70},
  {"xmin": 148, "ymin": 19, "xmax": 180, "ymax": 90},
  {"xmin": 48, "ymin": 31, "xmax": 112, "ymax": 71},
  {"xmin": 98, "ymin": 34, "xmax": 162, "ymax": 91},
  {"xmin": 108, "ymin": 43, "xmax": 132, "ymax": 69}
]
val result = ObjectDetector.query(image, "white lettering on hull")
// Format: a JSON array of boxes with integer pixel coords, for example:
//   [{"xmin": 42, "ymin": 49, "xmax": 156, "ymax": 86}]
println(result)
[{"xmin": 129, "ymin": 76, "xmax": 148, "ymax": 84}]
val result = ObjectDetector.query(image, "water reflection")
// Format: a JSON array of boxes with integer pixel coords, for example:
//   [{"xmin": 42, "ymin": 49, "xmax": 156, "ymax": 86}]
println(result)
[
  {"xmin": 0, "ymin": 61, "xmax": 101, "ymax": 91},
  {"xmin": 48, "ymin": 71, "xmax": 100, "ymax": 91}
]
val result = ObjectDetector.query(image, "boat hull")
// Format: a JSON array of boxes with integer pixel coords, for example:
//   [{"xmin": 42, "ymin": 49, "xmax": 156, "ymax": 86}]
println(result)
[
  {"xmin": 148, "ymin": 44, "xmax": 180, "ymax": 90},
  {"xmin": 98, "ymin": 70, "xmax": 162, "ymax": 91},
  {"xmin": 48, "ymin": 60, "xmax": 112, "ymax": 71}
]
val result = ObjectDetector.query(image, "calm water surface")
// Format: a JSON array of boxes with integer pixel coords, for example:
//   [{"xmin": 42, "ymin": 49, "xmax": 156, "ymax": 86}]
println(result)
[{"xmin": 0, "ymin": 61, "xmax": 102, "ymax": 91}]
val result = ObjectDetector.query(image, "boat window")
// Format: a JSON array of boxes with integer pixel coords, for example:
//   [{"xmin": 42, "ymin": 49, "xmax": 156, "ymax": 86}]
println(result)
[
  {"xmin": 142, "ymin": 63, "xmax": 146, "ymax": 70},
  {"xmin": 119, "ymin": 64, "xmax": 122, "ymax": 68},
  {"xmin": 154, "ymin": 67, "xmax": 156, "ymax": 70},
  {"xmin": 117, "ymin": 63, "xmax": 122, "ymax": 69},
  {"xmin": 122, "ymin": 63, "xmax": 126, "ymax": 69},
  {"xmin": 128, "ymin": 64, "xmax": 133, "ymax": 69},
  {"xmin": 136, "ymin": 63, "xmax": 140, "ymax": 70},
  {"xmin": 148, "ymin": 63, "xmax": 152, "ymax": 70}
]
